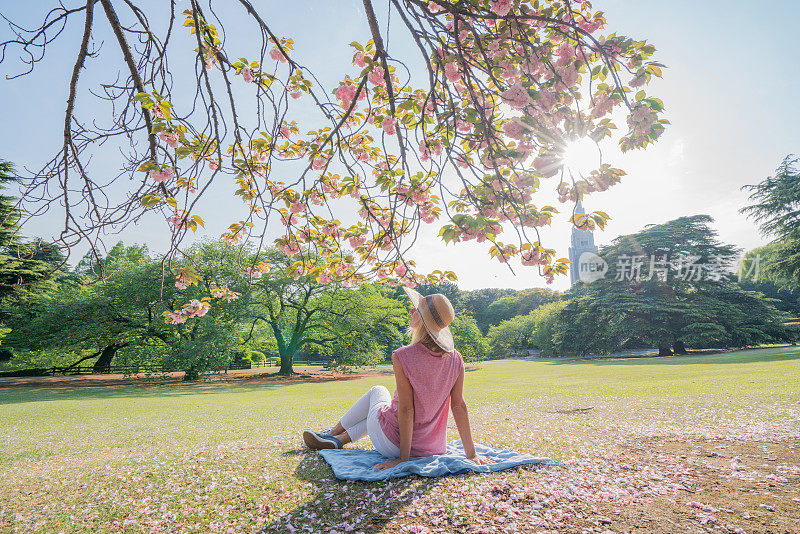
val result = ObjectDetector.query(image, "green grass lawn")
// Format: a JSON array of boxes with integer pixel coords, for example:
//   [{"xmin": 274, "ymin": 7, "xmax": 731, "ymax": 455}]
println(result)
[{"xmin": 1, "ymin": 346, "xmax": 799, "ymax": 533}]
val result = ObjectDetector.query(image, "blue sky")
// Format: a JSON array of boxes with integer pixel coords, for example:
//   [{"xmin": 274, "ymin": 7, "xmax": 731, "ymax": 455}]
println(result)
[{"xmin": 1, "ymin": 0, "xmax": 798, "ymax": 291}]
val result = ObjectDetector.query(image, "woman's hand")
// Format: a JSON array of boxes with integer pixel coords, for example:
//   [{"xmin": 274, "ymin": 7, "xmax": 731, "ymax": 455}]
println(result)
[
  {"xmin": 373, "ymin": 458, "xmax": 405, "ymax": 470},
  {"xmin": 466, "ymin": 453, "xmax": 495, "ymax": 465}
]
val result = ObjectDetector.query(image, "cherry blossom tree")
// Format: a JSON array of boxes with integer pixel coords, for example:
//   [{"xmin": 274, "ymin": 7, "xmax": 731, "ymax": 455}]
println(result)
[{"xmin": 0, "ymin": 0, "xmax": 667, "ymax": 325}]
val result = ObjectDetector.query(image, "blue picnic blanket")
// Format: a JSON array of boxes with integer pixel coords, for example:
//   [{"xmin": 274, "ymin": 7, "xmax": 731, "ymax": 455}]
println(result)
[{"xmin": 318, "ymin": 439, "xmax": 561, "ymax": 481}]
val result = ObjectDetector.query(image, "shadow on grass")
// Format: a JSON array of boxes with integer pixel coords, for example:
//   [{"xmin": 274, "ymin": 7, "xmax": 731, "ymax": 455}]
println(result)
[
  {"xmin": 0, "ymin": 370, "xmax": 385, "ymax": 406},
  {"xmin": 540, "ymin": 345, "xmax": 800, "ymax": 367},
  {"xmin": 260, "ymin": 449, "xmax": 434, "ymax": 533}
]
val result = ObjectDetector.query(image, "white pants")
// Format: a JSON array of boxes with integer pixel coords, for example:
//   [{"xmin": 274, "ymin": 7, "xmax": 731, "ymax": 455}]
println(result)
[{"xmin": 339, "ymin": 385, "xmax": 401, "ymax": 458}]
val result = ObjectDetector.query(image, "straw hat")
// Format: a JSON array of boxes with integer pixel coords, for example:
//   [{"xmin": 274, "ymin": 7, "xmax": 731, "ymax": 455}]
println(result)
[{"xmin": 402, "ymin": 285, "xmax": 456, "ymax": 352}]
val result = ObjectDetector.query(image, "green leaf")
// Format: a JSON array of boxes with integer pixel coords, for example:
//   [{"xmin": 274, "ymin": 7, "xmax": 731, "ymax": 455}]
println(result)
[{"xmin": 140, "ymin": 194, "xmax": 161, "ymax": 208}]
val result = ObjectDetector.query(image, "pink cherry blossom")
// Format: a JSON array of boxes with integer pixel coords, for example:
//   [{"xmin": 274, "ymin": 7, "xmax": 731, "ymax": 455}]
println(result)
[
  {"xmin": 348, "ymin": 235, "xmax": 366, "ymax": 248},
  {"xmin": 533, "ymin": 154, "xmax": 562, "ymax": 178},
  {"xmin": 310, "ymin": 191, "xmax": 324, "ymax": 206},
  {"xmin": 270, "ymin": 47, "xmax": 288, "ymax": 63},
  {"xmin": 500, "ymin": 83, "xmax": 530, "ymax": 110},
  {"xmin": 368, "ymin": 66, "xmax": 385, "ymax": 86},
  {"xmin": 311, "ymin": 156, "xmax": 329, "ymax": 170},
  {"xmin": 241, "ymin": 66, "xmax": 253, "ymax": 83},
  {"xmin": 382, "ymin": 117, "xmax": 397, "ymax": 135},
  {"xmin": 490, "ymin": 0, "xmax": 514, "ymax": 17},
  {"xmin": 158, "ymin": 130, "xmax": 179, "ymax": 148},
  {"xmin": 444, "ymin": 62, "xmax": 461, "ymax": 82},
  {"xmin": 591, "ymin": 94, "xmax": 615, "ymax": 118},
  {"xmin": 150, "ymin": 167, "xmax": 174, "ymax": 183},
  {"xmin": 502, "ymin": 119, "xmax": 525, "ymax": 139},
  {"xmin": 354, "ymin": 51, "xmax": 367, "ymax": 67}
]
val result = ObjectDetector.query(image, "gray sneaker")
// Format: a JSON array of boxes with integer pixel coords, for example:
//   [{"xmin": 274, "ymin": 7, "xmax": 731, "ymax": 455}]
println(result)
[{"xmin": 303, "ymin": 430, "xmax": 344, "ymax": 450}]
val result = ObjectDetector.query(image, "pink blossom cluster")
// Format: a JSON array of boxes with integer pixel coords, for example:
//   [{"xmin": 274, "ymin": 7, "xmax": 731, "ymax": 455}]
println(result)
[
  {"xmin": 591, "ymin": 93, "xmax": 615, "ymax": 118},
  {"xmin": 203, "ymin": 44, "xmax": 221, "ymax": 70},
  {"xmin": 245, "ymin": 263, "xmax": 270, "ymax": 279},
  {"xmin": 348, "ymin": 234, "xmax": 366, "ymax": 248},
  {"xmin": 490, "ymin": 0, "xmax": 514, "ymax": 17},
  {"xmin": 444, "ymin": 62, "xmax": 461, "ymax": 82},
  {"xmin": 290, "ymin": 264, "xmax": 307, "ymax": 281},
  {"xmin": 419, "ymin": 206, "xmax": 437, "ymax": 223},
  {"xmin": 322, "ymin": 176, "xmax": 339, "ymax": 195},
  {"xmin": 427, "ymin": 1, "xmax": 444, "ymax": 13},
  {"xmin": 174, "ymin": 274, "xmax": 191, "ymax": 290},
  {"xmin": 368, "ymin": 66, "xmax": 385, "ymax": 86},
  {"xmin": 627, "ymin": 104, "xmax": 657, "ymax": 140},
  {"xmin": 557, "ymin": 182, "xmax": 578, "ymax": 203},
  {"xmin": 629, "ymin": 68, "xmax": 647, "ymax": 88},
  {"xmin": 150, "ymin": 167, "xmax": 174, "ymax": 183},
  {"xmin": 210, "ymin": 286, "xmax": 239, "ymax": 301},
  {"xmin": 502, "ymin": 119, "xmax": 526, "ymax": 140},
  {"xmin": 522, "ymin": 213, "xmax": 550, "ymax": 228},
  {"xmin": 578, "ymin": 17, "xmax": 603, "ymax": 34},
  {"xmin": 309, "ymin": 191, "xmax": 324, "ymax": 206},
  {"xmin": 456, "ymin": 118, "xmax": 472, "ymax": 133},
  {"xmin": 167, "ymin": 212, "xmax": 188, "ymax": 229},
  {"xmin": 276, "ymin": 241, "xmax": 301, "ymax": 256},
  {"xmin": 321, "ymin": 222, "xmax": 341, "ymax": 238},
  {"xmin": 451, "ymin": 222, "xmax": 500, "ymax": 244},
  {"xmin": 535, "ymin": 88, "xmax": 558, "ymax": 112},
  {"xmin": 311, "ymin": 156, "xmax": 329, "ymax": 171},
  {"xmin": 164, "ymin": 299, "xmax": 210, "ymax": 325},
  {"xmin": 269, "ymin": 46, "xmax": 288, "ymax": 63},
  {"xmin": 237, "ymin": 65, "xmax": 252, "ymax": 83},
  {"xmin": 495, "ymin": 245, "xmax": 515, "ymax": 264},
  {"xmin": 353, "ymin": 51, "xmax": 367, "ymax": 68},
  {"xmin": 382, "ymin": 117, "xmax": 397, "ymax": 135},
  {"xmin": 521, "ymin": 249, "xmax": 547, "ymax": 267},
  {"xmin": 333, "ymin": 82, "xmax": 366, "ymax": 109},
  {"xmin": 158, "ymin": 130, "xmax": 179, "ymax": 148},
  {"xmin": 418, "ymin": 140, "xmax": 442, "ymax": 162},
  {"xmin": 500, "ymin": 83, "xmax": 530, "ymax": 110}
]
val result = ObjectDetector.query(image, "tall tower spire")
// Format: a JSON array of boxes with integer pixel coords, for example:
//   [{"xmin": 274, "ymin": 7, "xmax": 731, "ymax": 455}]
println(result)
[{"xmin": 568, "ymin": 200, "xmax": 598, "ymax": 286}]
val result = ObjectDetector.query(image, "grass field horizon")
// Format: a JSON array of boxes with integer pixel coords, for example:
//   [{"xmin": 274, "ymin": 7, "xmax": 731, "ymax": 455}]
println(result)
[{"xmin": 2, "ymin": 345, "xmax": 799, "ymax": 532}]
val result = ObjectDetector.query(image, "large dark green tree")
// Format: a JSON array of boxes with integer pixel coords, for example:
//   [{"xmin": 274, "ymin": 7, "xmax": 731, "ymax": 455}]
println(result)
[
  {"xmin": 0, "ymin": 161, "xmax": 62, "ymax": 304},
  {"xmin": 240, "ymin": 248, "xmax": 408, "ymax": 375},
  {"xmin": 741, "ymin": 155, "xmax": 800, "ymax": 281},
  {"xmin": 4, "ymin": 240, "xmax": 247, "ymax": 376},
  {"xmin": 477, "ymin": 287, "xmax": 561, "ymax": 334},
  {"xmin": 739, "ymin": 244, "xmax": 800, "ymax": 316},
  {"xmin": 0, "ymin": 160, "xmax": 67, "ymax": 362},
  {"xmin": 551, "ymin": 215, "xmax": 791, "ymax": 356}
]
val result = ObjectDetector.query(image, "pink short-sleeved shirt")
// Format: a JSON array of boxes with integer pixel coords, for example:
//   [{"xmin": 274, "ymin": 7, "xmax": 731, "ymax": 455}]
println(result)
[{"xmin": 377, "ymin": 343, "xmax": 465, "ymax": 457}]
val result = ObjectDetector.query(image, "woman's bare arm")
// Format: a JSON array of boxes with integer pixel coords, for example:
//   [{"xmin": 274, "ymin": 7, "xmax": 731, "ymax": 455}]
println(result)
[
  {"xmin": 449, "ymin": 365, "xmax": 477, "ymax": 458},
  {"xmin": 393, "ymin": 353, "xmax": 414, "ymax": 461}
]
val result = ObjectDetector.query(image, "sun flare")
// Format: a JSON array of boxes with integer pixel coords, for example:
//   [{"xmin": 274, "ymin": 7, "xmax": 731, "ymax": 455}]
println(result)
[{"xmin": 562, "ymin": 138, "xmax": 601, "ymax": 176}]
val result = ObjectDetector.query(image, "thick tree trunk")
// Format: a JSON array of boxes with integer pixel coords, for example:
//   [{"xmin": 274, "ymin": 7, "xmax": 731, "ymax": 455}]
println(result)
[
  {"xmin": 657, "ymin": 343, "xmax": 673, "ymax": 356},
  {"xmin": 672, "ymin": 340, "xmax": 688, "ymax": 355},
  {"xmin": 278, "ymin": 351, "xmax": 295, "ymax": 376},
  {"xmin": 92, "ymin": 344, "xmax": 121, "ymax": 373}
]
